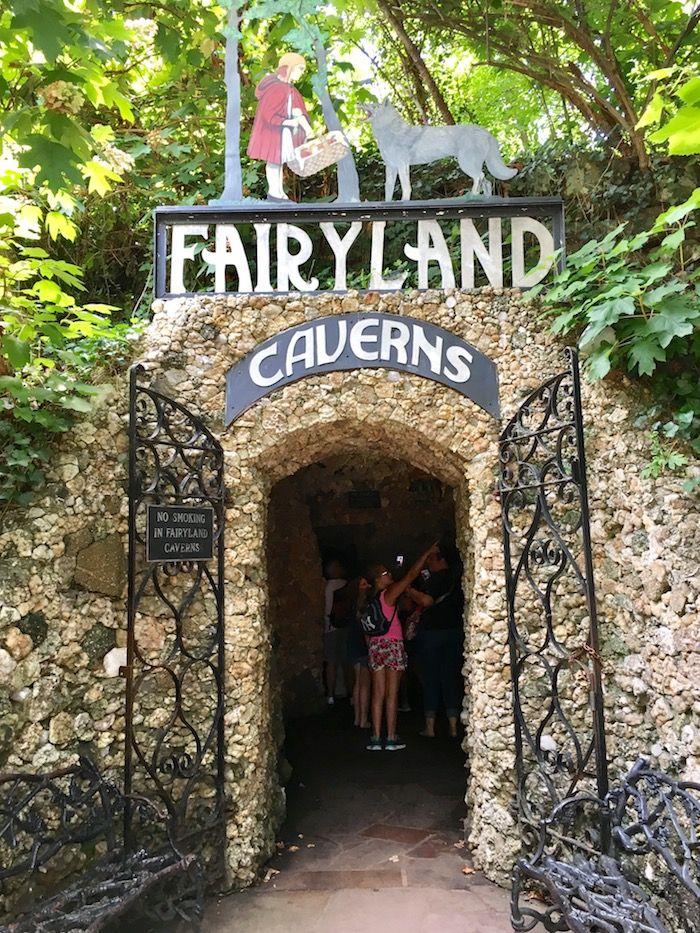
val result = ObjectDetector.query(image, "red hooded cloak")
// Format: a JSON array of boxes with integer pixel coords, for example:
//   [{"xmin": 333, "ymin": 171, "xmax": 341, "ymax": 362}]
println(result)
[{"xmin": 247, "ymin": 73, "xmax": 309, "ymax": 164}]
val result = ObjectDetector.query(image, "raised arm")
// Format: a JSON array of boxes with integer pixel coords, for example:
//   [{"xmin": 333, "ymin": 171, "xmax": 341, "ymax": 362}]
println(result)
[
  {"xmin": 405, "ymin": 585, "xmax": 434, "ymax": 609},
  {"xmin": 384, "ymin": 543, "xmax": 438, "ymax": 606}
]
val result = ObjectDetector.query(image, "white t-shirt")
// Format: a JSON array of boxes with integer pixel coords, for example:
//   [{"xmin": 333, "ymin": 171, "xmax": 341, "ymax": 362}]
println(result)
[{"xmin": 324, "ymin": 578, "xmax": 347, "ymax": 633}]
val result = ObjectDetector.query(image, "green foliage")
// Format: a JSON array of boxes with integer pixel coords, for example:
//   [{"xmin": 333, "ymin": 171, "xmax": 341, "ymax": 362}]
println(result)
[
  {"xmin": 536, "ymin": 64, "xmax": 700, "ymax": 484},
  {"xmin": 639, "ymin": 66, "xmax": 700, "ymax": 156},
  {"xmin": 641, "ymin": 433, "xmax": 689, "ymax": 480},
  {"xmin": 0, "ymin": 208, "xmax": 138, "ymax": 504},
  {"xmin": 1, "ymin": 0, "xmax": 699, "ymax": 506},
  {"xmin": 537, "ymin": 192, "xmax": 700, "ymax": 474},
  {"xmin": 0, "ymin": 1, "xmax": 151, "ymax": 505}
]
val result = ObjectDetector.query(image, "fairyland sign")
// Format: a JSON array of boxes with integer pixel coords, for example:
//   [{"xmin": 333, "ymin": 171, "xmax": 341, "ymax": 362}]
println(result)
[
  {"xmin": 225, "ymin": 312, "xmax": 500, "ymax": 425},
  {"xmin": 154, "ymin": 198, "xmax": 564, "ymax": 299}
]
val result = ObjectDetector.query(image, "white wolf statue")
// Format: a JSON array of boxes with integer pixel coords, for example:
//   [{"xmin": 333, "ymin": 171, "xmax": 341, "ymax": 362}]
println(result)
[{"xmin": 364, "ymin": 99, "xmax": 517, "ymax": 201}]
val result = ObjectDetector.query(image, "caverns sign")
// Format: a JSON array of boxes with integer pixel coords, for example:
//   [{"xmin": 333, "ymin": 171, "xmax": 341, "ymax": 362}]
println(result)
[
  {"xmin": 225, "ymin": 313, "xmax": 500, "ymax": 424},
  {"xmin": 154, "ymin": 199, "xmax": 564, "ymax": 299}
]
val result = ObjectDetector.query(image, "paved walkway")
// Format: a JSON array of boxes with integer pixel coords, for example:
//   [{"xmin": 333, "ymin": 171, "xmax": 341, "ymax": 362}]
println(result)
[{"xmin": 208, "ymin": 703, "xmax": 513, "ymax": 932}]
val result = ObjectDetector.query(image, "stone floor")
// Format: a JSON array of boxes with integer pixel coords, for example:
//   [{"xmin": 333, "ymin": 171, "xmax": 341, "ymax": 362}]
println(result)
[{"xmin": 207, "ymin": 702, "xmax": 514, "ymax": 932}]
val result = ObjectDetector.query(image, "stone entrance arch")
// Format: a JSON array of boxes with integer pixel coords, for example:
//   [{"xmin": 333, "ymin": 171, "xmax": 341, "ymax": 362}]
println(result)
[
  {"xmin": 219, "ymin": 367, "xmax": 517, "ymax": 884},
  {"xmin": 133, "ymin": 286, "xmax": 588, "ymax": 887}
]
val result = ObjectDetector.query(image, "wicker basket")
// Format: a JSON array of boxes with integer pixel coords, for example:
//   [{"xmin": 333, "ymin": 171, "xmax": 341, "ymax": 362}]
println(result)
[{"xmin": 287, "ymin": 130, "xmax": 350, "ymax": 178}]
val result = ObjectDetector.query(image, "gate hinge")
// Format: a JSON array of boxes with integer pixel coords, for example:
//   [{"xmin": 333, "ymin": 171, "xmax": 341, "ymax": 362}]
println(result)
[{"xmin": 571, "ymin": 458, "xmax": 581, "ymax": 485}]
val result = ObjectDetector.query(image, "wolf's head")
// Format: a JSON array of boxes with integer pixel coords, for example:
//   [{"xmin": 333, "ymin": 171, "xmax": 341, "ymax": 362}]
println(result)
[{"xmin": 360, "ymin": 98, "xmax": 400, "ymax": 131}]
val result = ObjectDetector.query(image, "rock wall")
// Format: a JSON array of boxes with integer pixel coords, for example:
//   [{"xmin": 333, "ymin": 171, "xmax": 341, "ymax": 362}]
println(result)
[
  {"xmin": 0, "ymin": 406, "xmax": 128, "ymax": 774},
  {"xmin": 267, "ymin": 474, "xmax": 325, "ymax": 718},
  {"xmin": 0, "ymin": 287, "xmax": 698, "ymax": 891}
]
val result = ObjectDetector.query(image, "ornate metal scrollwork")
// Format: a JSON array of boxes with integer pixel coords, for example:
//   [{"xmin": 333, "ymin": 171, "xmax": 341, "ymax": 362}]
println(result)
[
  {"xmin": 499, "ymin": 348, "xmax": 609, "ymax": 856},
  {"xmin": 126, "ymin": 364, "xmax": 225, "ymax": 879},
  {"xmin": 511, "ymin": 759, "xmax": 700, "ymax": 932},
  {"xmin": 0, "ymin": 757, "xmax": 205, "ymax": 931}
]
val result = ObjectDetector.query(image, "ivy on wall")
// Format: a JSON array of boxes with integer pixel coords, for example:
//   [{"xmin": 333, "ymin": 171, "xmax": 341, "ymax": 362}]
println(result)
[{"xmin": 537, "ymin": 69, "xmax": 700, "ymax": 489}]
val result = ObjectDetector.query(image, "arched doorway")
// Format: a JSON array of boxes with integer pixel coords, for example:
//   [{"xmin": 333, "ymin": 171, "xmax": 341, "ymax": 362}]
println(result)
[
  {"xmin": 125, "ymin": 290, "xmax": 610, "ymax": 913},
  {"xmin": 219, "ymin": 372, "xmax": 517, "ymax": 886},
  {"xmin": 265, "ymin": 445, "xmax": 474, "ymax": 891}
]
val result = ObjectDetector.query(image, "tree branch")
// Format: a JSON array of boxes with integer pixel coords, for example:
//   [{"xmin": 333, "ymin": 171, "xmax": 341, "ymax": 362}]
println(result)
[{"xmin": 375, "ymin": 0, "xmax": 455, "ymax": 124}]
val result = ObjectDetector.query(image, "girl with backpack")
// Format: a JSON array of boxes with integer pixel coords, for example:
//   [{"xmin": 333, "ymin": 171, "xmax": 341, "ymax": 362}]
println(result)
[{"xmin": 362, "ymin": 543, "xmax": 438, "ymax": 751}]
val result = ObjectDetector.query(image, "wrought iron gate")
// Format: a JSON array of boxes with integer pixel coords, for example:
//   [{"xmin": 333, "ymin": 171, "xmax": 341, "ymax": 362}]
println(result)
[
  {"xmin": 125, "ymin": 363, "xmax": 226, "ymax": 874},
  {"xmin": 499, "ymin": 348, "xmax": 608, "ymax": 853}
]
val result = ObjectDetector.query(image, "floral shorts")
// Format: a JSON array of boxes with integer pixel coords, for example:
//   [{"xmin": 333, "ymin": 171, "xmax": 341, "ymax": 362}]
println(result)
[{"xmin": 368, "ymin": 637, "xmax": 407, "ymax": 672}]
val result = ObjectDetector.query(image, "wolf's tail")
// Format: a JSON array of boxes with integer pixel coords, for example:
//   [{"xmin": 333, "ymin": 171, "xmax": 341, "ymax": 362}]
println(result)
[{"xmin": 485, "ymin": 140, "xmax": 517, "ymax": 181}]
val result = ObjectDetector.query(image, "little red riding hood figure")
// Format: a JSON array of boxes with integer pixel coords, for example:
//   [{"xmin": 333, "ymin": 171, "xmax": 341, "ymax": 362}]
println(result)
[{"xmin": 247, "ymin": 52, "xmax": 314, "ymax": 200}]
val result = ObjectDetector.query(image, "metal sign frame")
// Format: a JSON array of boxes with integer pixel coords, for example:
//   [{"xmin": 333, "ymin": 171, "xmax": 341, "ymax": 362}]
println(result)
[{"xmin": 153, "ymin": 196, "xmax": 565, "ymax": 299}]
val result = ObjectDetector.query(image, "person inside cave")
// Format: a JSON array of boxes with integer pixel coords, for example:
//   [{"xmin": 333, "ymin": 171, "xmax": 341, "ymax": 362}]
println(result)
[
  {"xmin": 415, "ymin": 541, "xmax": 464, "ymax": 739},
  {"xmin": 322, "ymin": 558, "xmax": 353, "ymax": 705},
  {"xmin": 363, "ymin": 543, "xmax": 437, "ymax": 751}
]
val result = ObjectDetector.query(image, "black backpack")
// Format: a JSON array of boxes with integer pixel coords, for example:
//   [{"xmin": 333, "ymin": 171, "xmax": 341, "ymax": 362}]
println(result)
[{"xmin": 360, "ymin": 596, "xmax": 397, "ymax": 638}]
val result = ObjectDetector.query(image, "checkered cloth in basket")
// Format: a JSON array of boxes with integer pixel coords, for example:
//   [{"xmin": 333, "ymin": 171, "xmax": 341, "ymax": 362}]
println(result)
[{"xmin": 287, "ymin": 131, "xmax": 350, "ymax": 177}]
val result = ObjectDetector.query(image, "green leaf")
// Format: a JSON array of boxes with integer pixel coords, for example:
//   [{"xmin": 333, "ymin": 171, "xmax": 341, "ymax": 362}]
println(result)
[
  {"xmin": 590, "ymin": 296, "xmax": 636, "ymax": 325},
  {"xmin": 643, "ymin": 301, "xmax": 700, "ymax": 348},
  {"xmin": 32, "ymin": 279, "xmax": 64, "ymax": 303},
  {"xmin": 40, "ymin": 322, "xmax": 67, "ymax": 347},
  {"xmin": 0, "ymin": 376, "xmax": 23, "ymax": 393},
  {"xmin": 653, "ymin": 189, "xmax": 700, "ymax": 228},
  {"xmin": 649, "ymin": 106, "xmax": 699, "ymax": 142},
  {"xmin": 59, "ymin": 395, "xmax": 93, "ymax": 412},
  {"xmin": 677, "ymin": 77, "xmax": 700, "ymax": 106},
  {"xmin": 669, "ymin": 126, "xmax": 700, "ymax": 156},
  {"xmin": 550, "ymin": 307, "xmax": 581, "ymax": 334},
  {"xmin": 83, "ymin": 303, "xmax": 115, "ymax": 314},
  {"xmin": 650, "ymin": 106, "xmax": 700, "ymax": 155},
  {"xmin": 628, "ymin": 340, "xmax": 667, "ymax": 376},
  {"xmin": 660, "ymin": 227, "xmax": 685, "ymax": 251},
  {"xmin": 586, "ymin": 345, "xmax": 613, "ymax": 380},
  {"xmin": 675, "ymin": 410, "xmax": 695, "ymax": 429},
  {"xmin": 636, "ymin": 93, "xmax": 665, "ymax": 129},
  {"xmin": 45, "ymin": 211, "xmax": 78, "ymax": 241},
  {"xmin": 102, "ymin": 85, "xmax": 134, "ymax": 122},
  {"xmin": 2, "ymin": 336, "xmax": 31, "ymax": 369},
  {"xmin": 11, "ymin": 6, "xmax": 73, "ymax": 61},
  {"xmin": 645, "ymin": 67, "xmax": 675, "ymax": 81},
  {"xmin": 18, "ymin": 135, "xmax": 83, "ymax": 190},
  {"xmin": 645, "ymin": 280, "xmax": 686, "ymax": 306},
  {"xmin": 81, "ymin": 160, "xmax": 122, "ymax": 196},
  {"xmin": 156, "ymin": 23, "xmax": 180, "ymax": 61}
]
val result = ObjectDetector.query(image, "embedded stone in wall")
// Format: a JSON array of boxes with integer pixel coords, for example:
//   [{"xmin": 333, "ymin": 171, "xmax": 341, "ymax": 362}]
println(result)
[
  {"xmin": 73, "ymin": 534, "xmax": 126, "ymax": 597},
  {"xmin": 17, "ymin": 611, "xmax": 47, "ymax": 647},
  {"xmin": 267, "ymin": 477, "xmax": 325, "ymax": 717},
  {"xmin": 82, "ymin": 623, "xmax": 117, "ymax": 663},
  {"xmin": 0, "ymin": 649, "xmax": 16, "ymax": 685},
  {"xmin": 64, "ymin": 528, "xmax": 93, "ymax": 558}
]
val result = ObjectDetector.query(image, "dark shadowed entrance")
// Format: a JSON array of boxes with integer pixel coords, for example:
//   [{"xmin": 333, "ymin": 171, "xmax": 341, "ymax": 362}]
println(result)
[{"xmin": 266, "ymin": 452, "xmax": 458, "ymax": 719}]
